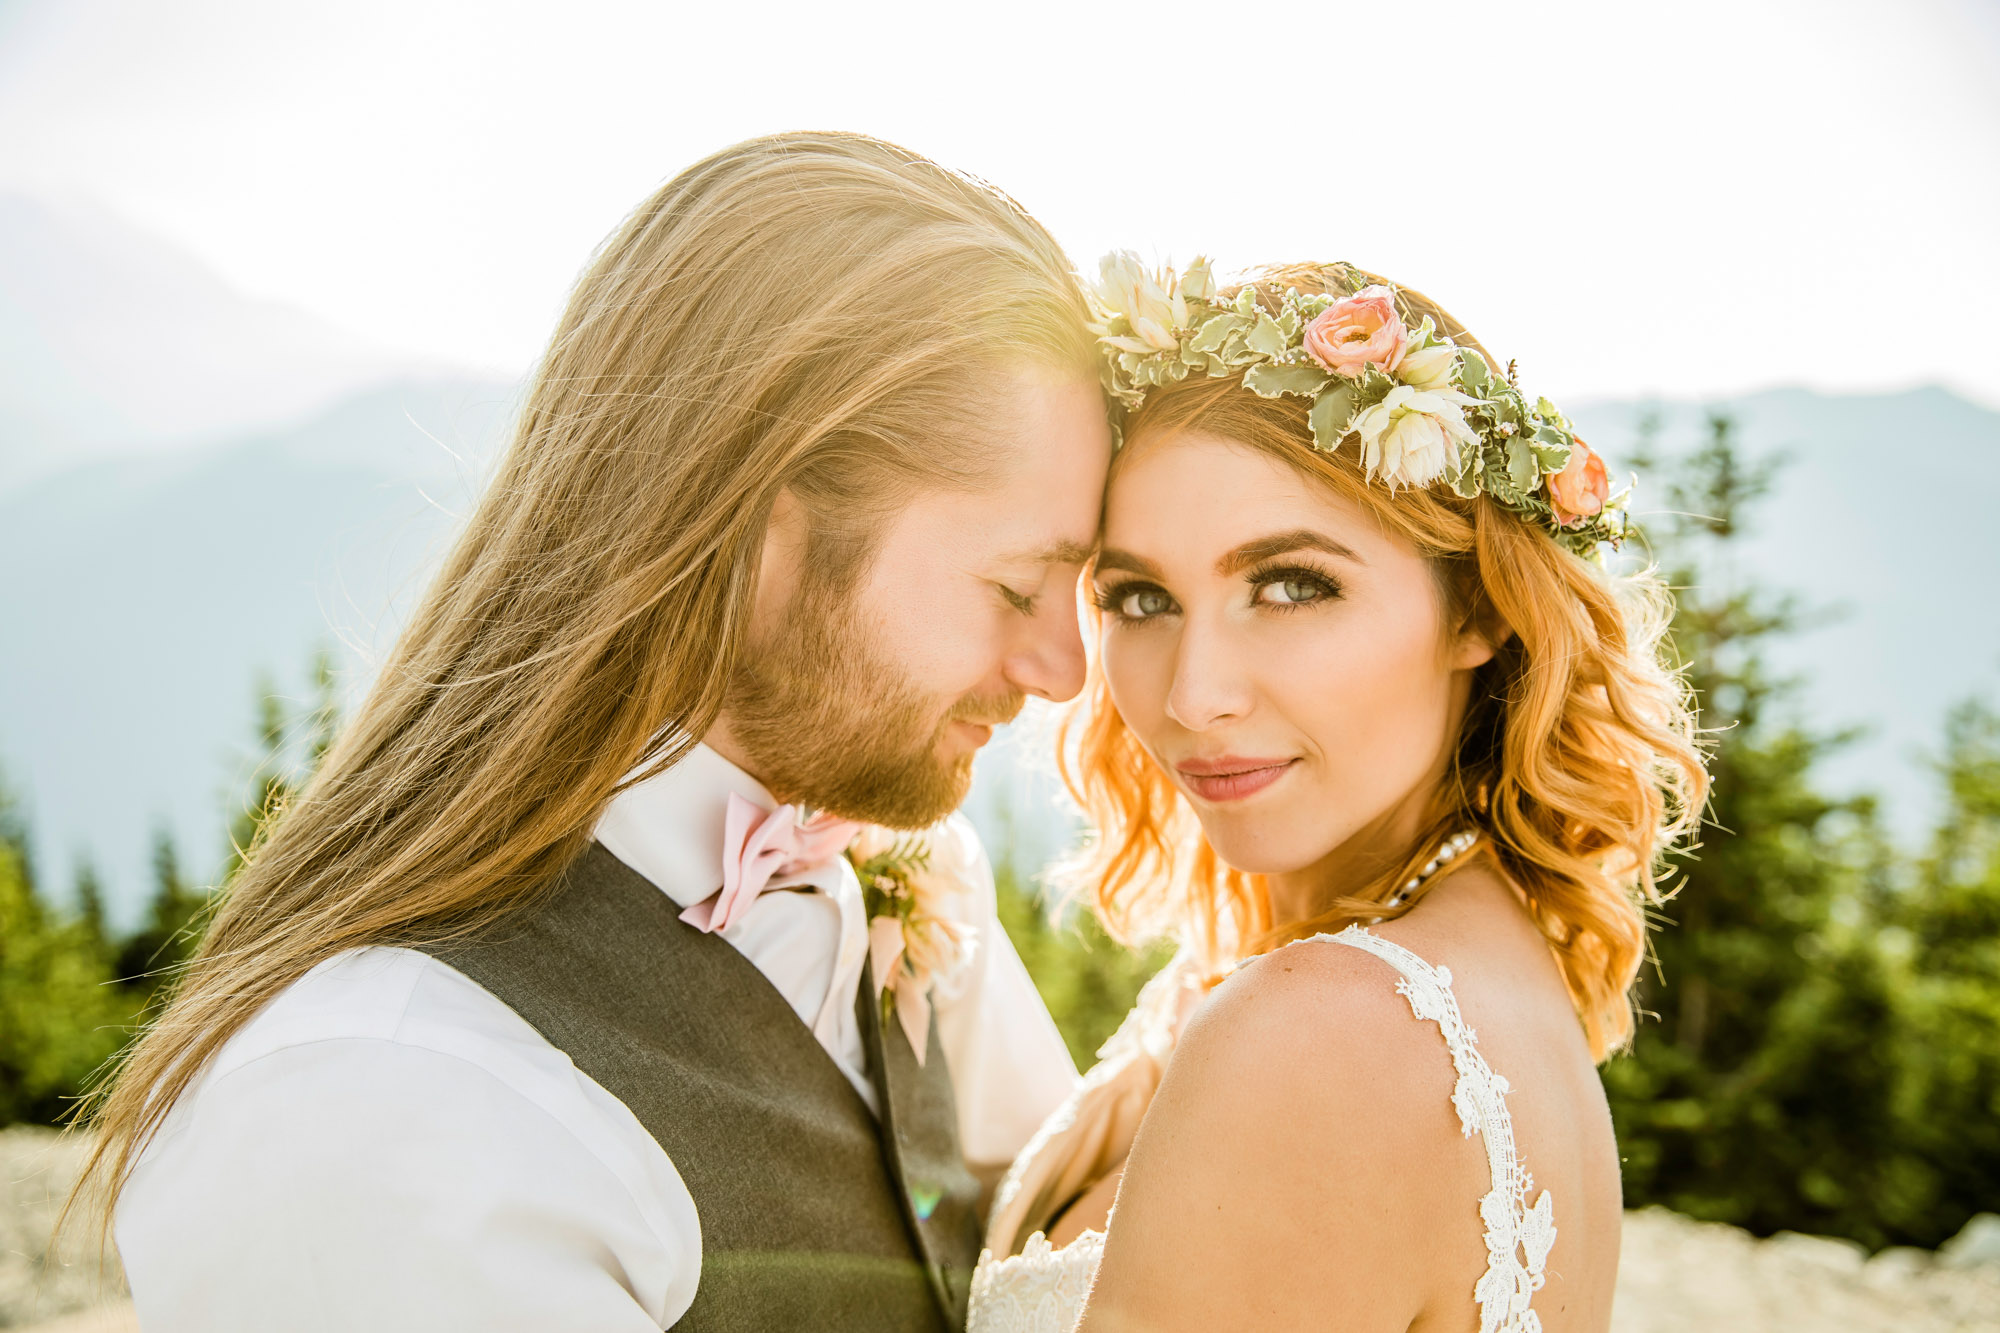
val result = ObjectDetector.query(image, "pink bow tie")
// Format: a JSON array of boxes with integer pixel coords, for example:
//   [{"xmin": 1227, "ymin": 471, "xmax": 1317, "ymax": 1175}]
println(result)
[{"xmin": 680, "ymin": 792, "xmax": 859, "ymax": 934}]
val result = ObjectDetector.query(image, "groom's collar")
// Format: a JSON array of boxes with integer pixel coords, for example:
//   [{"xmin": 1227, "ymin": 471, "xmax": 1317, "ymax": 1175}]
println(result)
[{"xmin": 593, "ymin": 742, "xmax": 782, "ymax": 911}]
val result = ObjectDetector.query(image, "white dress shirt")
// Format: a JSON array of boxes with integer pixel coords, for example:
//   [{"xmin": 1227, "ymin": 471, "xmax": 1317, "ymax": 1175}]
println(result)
[{"xmin": 116, "ymin": 743, "xmax": 1079, "ymax": 1331}]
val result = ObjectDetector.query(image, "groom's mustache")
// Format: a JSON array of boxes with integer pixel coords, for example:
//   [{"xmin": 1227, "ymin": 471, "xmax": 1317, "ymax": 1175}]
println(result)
[{"xmin": 949, "ymin": 691, "xmax": 1025, "ymax": 730}]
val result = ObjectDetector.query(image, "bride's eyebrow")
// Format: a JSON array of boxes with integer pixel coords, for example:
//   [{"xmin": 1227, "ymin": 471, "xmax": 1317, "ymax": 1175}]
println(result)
[
  {"xmin": 1093, "ymin": 548, "xmax": 1164, "ymax": 579},
  {"xmin": 1218, "ymin": 529, "xmax": 1366, "ymax": 575}
]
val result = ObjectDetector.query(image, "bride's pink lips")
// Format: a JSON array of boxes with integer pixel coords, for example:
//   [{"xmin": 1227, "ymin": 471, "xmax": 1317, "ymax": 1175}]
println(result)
[{"xmin": 1175, "ymin": 756, "xmax": 1297, "ymax": 803}]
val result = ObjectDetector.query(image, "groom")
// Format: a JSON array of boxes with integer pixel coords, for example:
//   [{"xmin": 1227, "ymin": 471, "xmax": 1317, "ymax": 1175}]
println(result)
[{"xmin": 113, "ymin": 133, "xmax": 1108, "ymax": 1331}]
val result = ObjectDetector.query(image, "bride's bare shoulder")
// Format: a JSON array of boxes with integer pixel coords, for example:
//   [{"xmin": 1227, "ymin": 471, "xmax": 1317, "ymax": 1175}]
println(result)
[
  {"xmin": 1080, "ymin": 928, "xmax": 1488, "ymax": 1320},
  {"xmin": 1168, "ymin": 934, "xmax": 1456, "ymax": 1132},
  {"xmin": 1082, "ymin": 935, "xmax": 1481, "ymax": 1328}
]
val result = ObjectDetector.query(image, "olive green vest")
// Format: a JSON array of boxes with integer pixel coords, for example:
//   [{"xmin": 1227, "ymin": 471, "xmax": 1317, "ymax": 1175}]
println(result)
[{"xmin": 430, "ymin": 842, "xmax": 982, "ymax": 1331}]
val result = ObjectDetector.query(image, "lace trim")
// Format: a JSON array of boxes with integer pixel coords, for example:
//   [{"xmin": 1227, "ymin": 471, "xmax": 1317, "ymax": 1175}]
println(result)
[
  {"xmin": 1303, "ymin": 925, "xmax": 1555, "ymax": 1333},
  {"xmin": 967, "ymin": 1230, "xmax": 1107, "ymax": 1333},
  {"xmin": 968, "ymin": 928, "xmax": 1552, "ymax": 1333}
]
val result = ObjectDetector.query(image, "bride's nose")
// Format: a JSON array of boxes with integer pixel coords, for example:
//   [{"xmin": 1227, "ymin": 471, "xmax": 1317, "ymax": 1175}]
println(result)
[{"xmin": 1164, "ymin": 618, "xmax": 1255, "ymax": 731}]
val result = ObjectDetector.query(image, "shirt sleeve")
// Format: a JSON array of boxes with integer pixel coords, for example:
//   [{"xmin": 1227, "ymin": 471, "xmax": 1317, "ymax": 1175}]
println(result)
[
  {"xmin": 117, "ymin": 1038, "xmax": 699, "ymax": 1332},
  {"xmin": 925, "ymin": 815, "xmax": 1082, "ymax": 1172}
]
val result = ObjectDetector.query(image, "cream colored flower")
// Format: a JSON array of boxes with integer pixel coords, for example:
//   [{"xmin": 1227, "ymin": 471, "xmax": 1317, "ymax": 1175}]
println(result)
[
  {"xmin": 1093, "ymin": 250, "xmax": 1189, "ymax": 354},
  {"xmin": 1352, "ymin": 385, "xmax": 1481, "ymax": 490},
  {"xmin": 1397, "ymin": 343, "xmax": 1460, "ymax": 392},
  {"xmin": 1178, "ymin": 256, "xmax": 1218, "ymax": 303}
]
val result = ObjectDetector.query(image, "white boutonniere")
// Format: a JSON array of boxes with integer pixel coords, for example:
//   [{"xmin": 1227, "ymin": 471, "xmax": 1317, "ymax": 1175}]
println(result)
[{"xmin": 846, "ymin": 826, "xmax": 977, "ymax": 1064}]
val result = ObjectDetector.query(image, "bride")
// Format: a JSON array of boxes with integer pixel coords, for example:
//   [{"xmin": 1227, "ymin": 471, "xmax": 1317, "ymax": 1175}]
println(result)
[{"xmin": 968, "ymin": 260, "xmax": 1707, "ymax": 1332}]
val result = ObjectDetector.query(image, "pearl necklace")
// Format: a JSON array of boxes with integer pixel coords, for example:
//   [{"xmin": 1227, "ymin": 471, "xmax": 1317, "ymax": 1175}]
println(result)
[{"xmin": 1380, "ymin": 829, "xmax": 1480, "ymax": 913}]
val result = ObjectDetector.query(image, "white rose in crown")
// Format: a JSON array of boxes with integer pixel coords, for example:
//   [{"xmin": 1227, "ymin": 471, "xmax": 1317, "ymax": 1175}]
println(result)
[
  {"xmin": 1351, "ymin": 384, "xmax": 1482, "ymax": 491},
  {"xmin": 846, "ymin": 822, "xmax": 981, "ymax": 1062}
]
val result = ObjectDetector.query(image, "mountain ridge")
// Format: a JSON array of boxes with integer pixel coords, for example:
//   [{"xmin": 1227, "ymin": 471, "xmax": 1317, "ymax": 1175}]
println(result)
[{"xmin": 0, "ymin": 192, "xmax": 465, "ymax": 493}]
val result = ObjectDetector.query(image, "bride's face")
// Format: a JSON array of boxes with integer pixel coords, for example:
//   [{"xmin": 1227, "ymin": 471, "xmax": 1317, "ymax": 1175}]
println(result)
[{"xmin": 1093, "ymin": 430, "xmax": 1495, "ymax": 882}]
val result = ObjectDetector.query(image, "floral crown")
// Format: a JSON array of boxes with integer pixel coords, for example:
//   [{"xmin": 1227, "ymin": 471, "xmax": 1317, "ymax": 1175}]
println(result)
[{"xmin": 1089, "ymin": 254, "xmax": 1626, "ymax": 559}]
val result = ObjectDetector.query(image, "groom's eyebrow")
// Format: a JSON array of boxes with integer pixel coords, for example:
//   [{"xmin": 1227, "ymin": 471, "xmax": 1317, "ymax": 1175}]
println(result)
[
  {"xmin": 1218, "ymin": 530, "xmax": 1366, "ymax": 575},
  {"xmin": 1007, "ymin": 538, "xmax": 1095, "ymax": 567}
]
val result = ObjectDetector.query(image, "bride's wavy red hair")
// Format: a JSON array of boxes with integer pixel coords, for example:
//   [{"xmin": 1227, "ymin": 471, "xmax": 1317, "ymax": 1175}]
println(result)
[{"xmin": 1057, "ymin": 264, "xmax": 1707, "ymax": 1060}]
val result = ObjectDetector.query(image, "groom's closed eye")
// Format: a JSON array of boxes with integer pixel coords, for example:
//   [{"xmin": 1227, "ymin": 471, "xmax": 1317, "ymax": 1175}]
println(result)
[{"xmin": 994, "ymin": 537, "xmax": 1096, "ymax": 615}]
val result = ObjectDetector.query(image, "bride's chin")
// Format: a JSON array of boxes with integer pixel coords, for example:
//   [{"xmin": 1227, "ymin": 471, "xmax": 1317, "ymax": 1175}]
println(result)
[{"xmin": 1192, "ymin": 821, "xmax": 1314, "ymax": 880}]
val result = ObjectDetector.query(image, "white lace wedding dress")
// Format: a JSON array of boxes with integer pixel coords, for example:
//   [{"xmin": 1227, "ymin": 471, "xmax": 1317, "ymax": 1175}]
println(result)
[{"xmin": 966, "ymin": 925, "xmax": 1557, "ymax": 1333}]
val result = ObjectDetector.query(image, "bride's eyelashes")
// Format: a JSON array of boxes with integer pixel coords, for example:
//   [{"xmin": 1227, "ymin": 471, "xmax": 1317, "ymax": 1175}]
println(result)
[
  {"xmin": 1092, "ymin": 563, "xmax": 1344, "ymax": 623},
  {"xmin": 1246, "ymin": 562, "xmax": 1343, "ymax": 612},
  {"xmin": 1093, "ymin": 579, "xmax": 1176, "ymax": 623}
]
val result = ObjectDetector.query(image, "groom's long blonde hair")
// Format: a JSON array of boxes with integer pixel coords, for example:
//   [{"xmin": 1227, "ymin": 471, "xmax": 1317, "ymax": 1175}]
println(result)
[
  {"xmin": 1059, "ymin": 265, "xmax": 1706, "ymax": 1061},
  {"xmin": 69, "ymin": 132, "xmax": 1095, "ymax": 1223}
]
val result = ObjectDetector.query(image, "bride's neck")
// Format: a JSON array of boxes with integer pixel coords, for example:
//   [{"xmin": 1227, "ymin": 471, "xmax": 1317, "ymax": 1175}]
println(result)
[{"xmin": 1263, "ymin": 796, "xmax": 1436, "ymax": 931}]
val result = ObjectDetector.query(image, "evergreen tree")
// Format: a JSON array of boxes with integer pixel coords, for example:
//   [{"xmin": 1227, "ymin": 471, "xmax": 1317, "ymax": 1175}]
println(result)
[
  {"xmin": 1879, "ymin": 699, "xmax": 2000, "ymax": 1244},
  {"xmin": 0, "ymin": 656, "xmax": 341, "ymax": 1129},
  {"xmin": 0, "ymin": 769, "xmax": 131, "ymax": 1126},
  {"xmin": 69, "ymin": 855, "xmax": 113, "ymax": 963},
  {"xmin": 1604, "ymin": 414, "xmax": 1911, "ymax": 1246},
  {"xmin": 113, "ymin": 827, "xmax": 208, "ymax": 1008},
  {"xmin": 223, "ymin": 652, "xmax": 340, "ymax": 883}
]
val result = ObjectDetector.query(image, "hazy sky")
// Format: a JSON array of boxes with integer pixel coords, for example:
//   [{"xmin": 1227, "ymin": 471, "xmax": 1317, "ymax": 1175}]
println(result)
[{"xmin": 3, "ymin": 0, "xmax": 1997, "ymax": 406}]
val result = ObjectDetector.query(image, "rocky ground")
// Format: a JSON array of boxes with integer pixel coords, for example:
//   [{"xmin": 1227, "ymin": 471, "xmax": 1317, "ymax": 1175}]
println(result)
[
  {"xmin": 2, "ymin": 1129, "xmax": 126, "ymax": 1331},
  {"xmin": 1615, "ymin": 1207, "xmax": 2000, "ymax": 1332},
  {"xmin": 6, "ymin": 1125, "xmax": 1998, "ymax": 1330}
]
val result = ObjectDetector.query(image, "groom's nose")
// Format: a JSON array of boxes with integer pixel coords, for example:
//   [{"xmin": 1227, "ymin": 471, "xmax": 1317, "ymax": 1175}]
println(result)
[{"xmin": 1004, "ymin": 581, "xmax": 1088, "ymax": 703}]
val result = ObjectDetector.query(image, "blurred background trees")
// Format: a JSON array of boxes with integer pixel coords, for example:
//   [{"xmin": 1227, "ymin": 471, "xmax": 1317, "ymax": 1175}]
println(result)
[
  {"xmin": 0, "ymin": 432, "xmax": 1994, "ymax": 1251},
  {"xmin": 0, "ymin": 654, "xmax": 337, "ymax": 1130},
  {"xmin": 1602, "ymin": 414, "xmax": 2000, "ymax": 1248},
  {"xmin": 0, "ymin": 774, "xmax": 130, "ymax": 1127},
  {"xmin": 996, "ymin": 858, "xmax": 1172, "ymax": 1070}
]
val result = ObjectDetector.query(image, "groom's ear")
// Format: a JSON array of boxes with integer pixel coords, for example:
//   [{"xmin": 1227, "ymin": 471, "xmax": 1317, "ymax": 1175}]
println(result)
[{"xmin": 749, "ymin": 487, "xmax": 811, "ymax": 641}]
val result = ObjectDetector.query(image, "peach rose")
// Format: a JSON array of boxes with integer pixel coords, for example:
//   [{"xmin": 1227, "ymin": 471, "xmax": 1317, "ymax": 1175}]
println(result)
[
  {"xmin": 1304, "ymin": 286, "xmax": 1408, "ymax": 378},
  {"xmin": 1548, "ymin": 439, "xmax": 1610, "ymax": 526}
]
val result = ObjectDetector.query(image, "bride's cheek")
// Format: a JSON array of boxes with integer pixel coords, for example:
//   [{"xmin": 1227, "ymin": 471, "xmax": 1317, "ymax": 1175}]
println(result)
[{"xmin": 1100, "ymin": 634, "xmax": 1157, "ymax": 724}]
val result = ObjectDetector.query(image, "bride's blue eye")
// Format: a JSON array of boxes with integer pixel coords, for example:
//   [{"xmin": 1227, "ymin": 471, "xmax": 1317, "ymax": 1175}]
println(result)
[
  {"xmin": 1251, "ymin": 567, "xmax": 1340, "ymax": 608},
  {"xmin": 1094, "ymin": 583, "xmax": 1176, "ymax": 621}
]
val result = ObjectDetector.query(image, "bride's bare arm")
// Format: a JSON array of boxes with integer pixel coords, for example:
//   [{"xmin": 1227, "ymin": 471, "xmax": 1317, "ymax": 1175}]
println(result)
[
  {"xmin": 1048, "ymin": 1166, "xmax": 1121, "ymax": 1245},
  {"xmin": 1075, "ymin": 941, "xmax": 1487, "ymax": 1332}
]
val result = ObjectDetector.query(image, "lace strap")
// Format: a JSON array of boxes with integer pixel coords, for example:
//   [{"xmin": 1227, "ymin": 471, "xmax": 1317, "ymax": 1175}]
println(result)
[{"xmin": 1291, "ymin": 925, "xmax": 1556, "ymax": 1333}]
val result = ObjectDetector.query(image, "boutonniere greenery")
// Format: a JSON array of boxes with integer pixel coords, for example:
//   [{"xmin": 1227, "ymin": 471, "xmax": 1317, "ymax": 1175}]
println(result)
[{"xmin": 847, "ymin": 829, "xmax": 975, "ymax": 1064}]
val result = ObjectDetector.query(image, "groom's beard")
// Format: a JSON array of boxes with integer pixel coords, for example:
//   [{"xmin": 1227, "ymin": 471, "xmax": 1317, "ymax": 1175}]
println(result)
[{"xmin": 722, "ymin": 579, "xmax": 1022, "ymax": 829}]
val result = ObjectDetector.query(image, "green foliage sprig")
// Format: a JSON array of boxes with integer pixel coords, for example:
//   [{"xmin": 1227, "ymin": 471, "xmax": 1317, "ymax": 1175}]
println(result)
[{"xmin": 849, "ymin": 835, "xmax": 934, "ymax": 938}]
